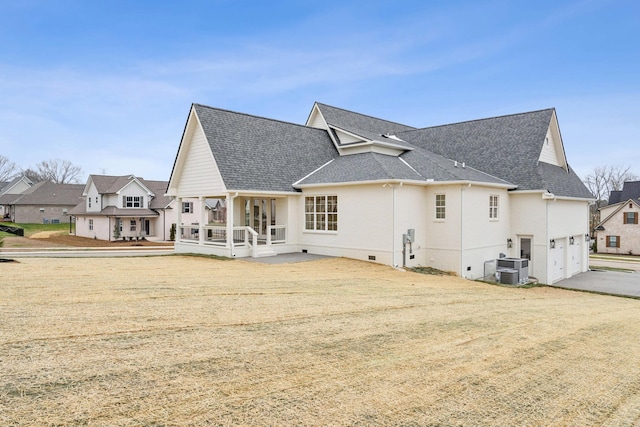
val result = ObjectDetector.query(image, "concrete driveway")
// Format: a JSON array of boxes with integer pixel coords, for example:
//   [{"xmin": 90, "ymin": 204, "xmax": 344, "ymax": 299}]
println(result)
[{"xmin": 554, "ymin": 270, "xmax": 640, "ymax": 297}]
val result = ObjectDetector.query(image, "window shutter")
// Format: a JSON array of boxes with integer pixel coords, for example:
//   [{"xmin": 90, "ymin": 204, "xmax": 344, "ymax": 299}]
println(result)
[
  {"xmin": 635, "ymin": 213, "xmax": 638, "ymax": 224},
  {"xmin": 617, "ymin": 237, "xmax": 621, "ymax": 248},
  {"xmin": 190, "ymin": 202, "xmax": 193, "ymax": 213},
  {"xmin": 624, "ymin": 214, "xmax": 627, "ymax": 224}
]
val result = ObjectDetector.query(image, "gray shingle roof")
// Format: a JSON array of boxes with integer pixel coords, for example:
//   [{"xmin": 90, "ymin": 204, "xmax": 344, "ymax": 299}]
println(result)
[
  {"xmin": 315, "ymin": 103, "xmax": 416, "ymax": 136},
  {"xmin": 184, "ymin": 103, "xmax": 591, "ymax": 199},
  {"xmin": 194, "ymin": 104, "xmax": 338, "ymax": 192},
  {"xmin": 9, "ymin": 181, "xmax": 84, "ymax": 206},
  {"xmin": 397, "ymin": 109, "xmax": 592, "ymax": 198},
  {"xmin": 295, "ymin": 153, "xmax": 422, "ymax": 186},
  {"xmin": 607, "ymin": 181, "xmax": 640, "ymax": 205},
  {"xmin": 296, "ymin": 150, "xmax": 512, "ymax": 187}
]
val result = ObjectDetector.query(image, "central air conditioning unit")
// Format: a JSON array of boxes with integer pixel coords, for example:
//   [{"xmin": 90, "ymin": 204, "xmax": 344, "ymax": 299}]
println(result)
[
  {"xmin": 496, "ymin": 268, "xmax": 519, "ymax": 285},
  {"xmin": 496, "ymin": 258, "xmax": 529, "ymax": 284}
]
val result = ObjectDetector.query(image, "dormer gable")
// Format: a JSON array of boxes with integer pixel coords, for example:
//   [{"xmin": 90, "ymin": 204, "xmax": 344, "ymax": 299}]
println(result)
[{"xmin": 538, "ymin": 110, "xmax": 568, "ymax": 171}]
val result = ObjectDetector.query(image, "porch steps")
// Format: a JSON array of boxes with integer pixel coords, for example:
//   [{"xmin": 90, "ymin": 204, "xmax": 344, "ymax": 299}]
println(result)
[{"xmin": 254, "ymin": 248, "xmax": 277, "ymax": 258}]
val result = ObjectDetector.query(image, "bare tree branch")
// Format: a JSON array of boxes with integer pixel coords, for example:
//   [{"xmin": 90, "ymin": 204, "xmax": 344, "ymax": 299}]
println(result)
[
  {"xmin": 23, "ymin": 159, "xmax": 84, "ymax": 184},
  {"xmin": 583, "ymin": 164, "xmax": 638, "ymax": 236},
  {"xmin": 0, "ymin": 155, "xmax": 18, "ymax": 182}
]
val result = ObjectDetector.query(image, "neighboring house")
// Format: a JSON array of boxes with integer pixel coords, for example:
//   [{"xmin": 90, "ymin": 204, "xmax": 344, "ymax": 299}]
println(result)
[
  {"xmin": 0, "ymin": 176, "xmax": 34, "ymax": 220},
  {"xmin": 71, "ymin": 175, "xmax": 181, "ymax": 241},
  {"xmin": 1, "ymin": 180, "xmax": 83, "ymax": 224},
  {"xmin": 166, "ymin": 102, "xmax": 593, "ymax": 284},
  {"xmin": 596, "ymin": 181, "xmax": 640, "ymax": 255}
]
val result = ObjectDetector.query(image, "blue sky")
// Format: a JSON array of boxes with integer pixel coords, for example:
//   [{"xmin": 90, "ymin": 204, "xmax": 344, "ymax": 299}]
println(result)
[{"xmin": 1, "ymin": 0, "xmax": 638, "ymax": 182}]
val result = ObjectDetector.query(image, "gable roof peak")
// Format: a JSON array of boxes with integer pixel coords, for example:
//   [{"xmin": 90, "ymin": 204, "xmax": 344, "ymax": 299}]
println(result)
[
  {"xmin": 416, "ymin": 108, "xmax": 555, "ymax": 131},
  {"xmin": 192, "ymin": 103, "xmax": 327, "ymax": 133}
]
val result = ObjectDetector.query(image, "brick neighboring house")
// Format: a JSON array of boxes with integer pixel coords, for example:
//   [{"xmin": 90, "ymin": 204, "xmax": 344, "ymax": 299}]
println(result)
[
  {"xmin": 596, "ymin": 181, "xmax": 640, "ymax": 255},
  {"xmin": 1, "ymin": 180, "xmax": 84, "ymax": 224},
  {"xmin": 0, "ymin": 176, "xmax": 34, "ymax": 220}
]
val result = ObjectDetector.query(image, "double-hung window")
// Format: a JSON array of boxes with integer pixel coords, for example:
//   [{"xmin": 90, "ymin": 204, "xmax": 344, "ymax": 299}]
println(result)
[
  {"xmin": 624, "ymin": 212, "xmax": 638, "ymax": 224},
  {"xmin": 124, "ymin": 196, "xmax": 143, "ymax": 208},
  {"xmin": 305, "ymin": 195, "xmax": 337, "ymax": 231},
  {"xmin": 606, "ymin": 235, "xmax": 620, "ymax": 248},
  {"xmin": 182, "ymin": 202, "xmax": 193, "ymax": 213},
  {"xmin": 435, "ymin": 194, "xmax": 446, "ymax": 219},
  {"xmin": 489, "ymin": 195, "xmax": 499, "ymax": 219},
  {"xmin": 89, "ymin": 219, "xmax": 93, "ymax": 230}
]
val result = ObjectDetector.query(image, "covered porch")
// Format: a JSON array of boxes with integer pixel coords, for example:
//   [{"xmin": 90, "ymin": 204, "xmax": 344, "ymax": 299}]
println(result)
[{"xmin": 175, "ymin": 193, "xmax": 293, "ymax": 258}]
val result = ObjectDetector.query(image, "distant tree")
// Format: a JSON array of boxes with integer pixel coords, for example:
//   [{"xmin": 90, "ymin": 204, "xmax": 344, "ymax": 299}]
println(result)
[
  {"xmin": 0, "ymin": 155, "xmax": 18, "ymax": 182},
  {"xmin": 583, "ymin": 164, "xmax": 638, "ymax": 234},
  {"xmin": 23, "ymin": 159, "xmax": 84, "ymax": 184}
]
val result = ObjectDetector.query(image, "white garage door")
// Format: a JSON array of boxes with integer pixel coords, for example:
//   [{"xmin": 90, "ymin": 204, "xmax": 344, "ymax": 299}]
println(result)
[{"xmin": 552, "ymin": 238, "xmax": 565, "ymax": 283}]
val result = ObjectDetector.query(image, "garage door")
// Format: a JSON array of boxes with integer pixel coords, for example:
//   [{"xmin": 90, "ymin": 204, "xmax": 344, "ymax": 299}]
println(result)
[{"xmin": 552, "ymin": 238, "xmax": 565, "ymax": 283}]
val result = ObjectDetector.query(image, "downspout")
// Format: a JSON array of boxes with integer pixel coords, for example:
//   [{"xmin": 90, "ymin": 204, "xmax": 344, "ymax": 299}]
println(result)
[
  {"xmin": 460, "ymin": 184, "xmax": 464, "ymax": 278},
  {"xmin": 392, "ymin": 184, "xmax": 397, "ymax": 267}
]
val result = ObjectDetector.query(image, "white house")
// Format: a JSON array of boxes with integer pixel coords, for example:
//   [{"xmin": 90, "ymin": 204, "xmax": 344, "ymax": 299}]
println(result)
[
  {"xmin": 71, "ymin": 175, "xmax": 176, "ymax": 241},
  {"xmin": 166, "ymin": 103, "xmax": 593, "ymax": 284}
]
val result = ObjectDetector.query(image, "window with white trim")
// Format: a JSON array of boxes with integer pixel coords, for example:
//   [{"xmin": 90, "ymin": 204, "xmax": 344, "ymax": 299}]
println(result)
[
  {"xmin": 89, "ymin": 219, "xmax": 93, "ymax": 230},
  {"xmin": 435, "ymin": 194, "xmax": 446, "ymax": 219},
  {"xmin": 130, "ymin": 220, "xmax": 136, "ymax": 231},
  {"xmin": 305, "ymin": 195, "xmax": 337, "ymax": 231},
  {"xmin": 606, "ymin": 235, "xmax": 620, "ymax": 248},
  {"xmin": 123, "ymin": 196, "xmax": 143, "ymax": 208},
  {"xmin": 489, "ymin": 195, "xmax": 498, "ymax": 219},
  {"xmin": 182, "ymin": 201, "xmax": 193, "ymax": 213}
]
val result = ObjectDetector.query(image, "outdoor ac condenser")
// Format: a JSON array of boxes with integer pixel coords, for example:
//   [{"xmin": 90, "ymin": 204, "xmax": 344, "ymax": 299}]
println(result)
[{"xmin": 496, "ymin": 258, "xmax": 529, "ymax": 282}]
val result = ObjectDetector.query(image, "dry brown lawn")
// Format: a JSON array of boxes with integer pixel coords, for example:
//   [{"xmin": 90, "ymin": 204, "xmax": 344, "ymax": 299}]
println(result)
[{"xmin": 2, "ymin": 256, "xmax": 640, "ymax": 426}]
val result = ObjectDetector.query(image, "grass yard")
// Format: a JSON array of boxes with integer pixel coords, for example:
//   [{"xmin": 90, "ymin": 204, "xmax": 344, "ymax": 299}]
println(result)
[
  {"xmin": 0, "ymin": 223, "xmax": 70, "ymax": 238},
  {"xmin": 2, "ymin": 256, "xmax": 640, "ymax": 426}
]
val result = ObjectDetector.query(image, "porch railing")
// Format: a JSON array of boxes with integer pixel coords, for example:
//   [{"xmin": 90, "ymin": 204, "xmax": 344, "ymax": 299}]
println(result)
[
  {"xmin": 179, "ymin": 224, "xmax": 287, "ymax": 248},
  {"xmin": 180, "ymin": 225, "xmax": 200, "ymax": 241},
  {"xmin": 267, "ymin": 225, "xmax": 286, "ymax": 244}
]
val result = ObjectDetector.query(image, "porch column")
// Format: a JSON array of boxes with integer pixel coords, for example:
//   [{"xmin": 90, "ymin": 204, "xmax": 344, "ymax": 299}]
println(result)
[
  {"xmin": 176, "ymin": 197, "xmax": 182, "ymax": 241},
  {"xmin": 199, "ymin": 196, "xmax": 205, "ymax": 244},
  {"xmin": 226, "ymin": 192, "xmax": 235, "ymax": 255}
]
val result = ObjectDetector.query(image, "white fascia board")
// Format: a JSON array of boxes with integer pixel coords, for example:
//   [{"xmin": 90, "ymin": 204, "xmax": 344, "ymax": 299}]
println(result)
[
  {"xmin": 296, "ymin": 179, "xmax": 515, "ymax": 190},
  {"xmin": 227, "ymin": 190, "xmax": 301, "ymax": 197},
  {"xmin": 167, "ymin": 106, "xmax": 199, "ymax": 195}
]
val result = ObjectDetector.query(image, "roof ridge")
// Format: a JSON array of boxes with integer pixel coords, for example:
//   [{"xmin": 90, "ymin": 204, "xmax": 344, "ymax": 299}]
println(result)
[
  {"xmin": 315, "ymin": 102, "xmax": 416, "ymax": 130},
  {"xmin": 193, "ymin": 103, "xmax": 329, "ymax": 133},
  {"xmin": 406, "ymin": 108, "xmax": 555, "ymax": 132}
]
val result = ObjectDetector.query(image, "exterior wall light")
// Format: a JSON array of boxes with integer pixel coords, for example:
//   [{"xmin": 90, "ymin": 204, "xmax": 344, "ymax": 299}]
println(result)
[
  {"xmin": 550, "ymin": 239, "xmax": 556, "ymax": 249},
  {"xmin": 585, "ymin": 234, "xmax": 590, "ymax": 242},
  {"xmin": 569, "ymin": 236, "xmax": 575, "ymax": 245},
  {"xmin": 507, "ymin": 238, "xmax": 513, "ymax": 248}
]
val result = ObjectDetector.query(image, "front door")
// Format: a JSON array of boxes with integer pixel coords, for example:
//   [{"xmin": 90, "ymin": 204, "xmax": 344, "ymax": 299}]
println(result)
[
  {"xmin": 520, "ymin": 237, "xmax": 532, "ymax": 276},
  {"xmin": 245, "ymin": 198, "xmax": 276, "ymax": 239},
  {"xmin": 144, "ymin": 219, "xmax": 150, "ymax": 236}
]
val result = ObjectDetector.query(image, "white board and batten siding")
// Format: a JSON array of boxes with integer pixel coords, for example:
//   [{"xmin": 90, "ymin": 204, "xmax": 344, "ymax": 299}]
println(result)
[{"xmin": 176, "ymin": 118, "xmax": 227, "ymax": 197}]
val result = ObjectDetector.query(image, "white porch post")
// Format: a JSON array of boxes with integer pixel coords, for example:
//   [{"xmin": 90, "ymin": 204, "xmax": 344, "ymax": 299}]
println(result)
[
  {"xmin": 199, "ymin": 196, "xmax": 205, "ymax": 244},
  {"xmin": 226, "ymin": 193, "xmax": 234, "ymax": 256},
  {"xmin": 176, "ymin": 197, "xmax": 182, "ymax": 241}
]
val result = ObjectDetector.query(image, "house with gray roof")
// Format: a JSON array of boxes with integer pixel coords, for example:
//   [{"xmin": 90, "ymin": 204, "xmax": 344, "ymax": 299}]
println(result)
[
  {"xmin": 167, "ymin": 102, "xmax": 593, "ymax": 284},
  {"xmin": 0, "ymin": 176, "xmax": 34, "ymax": 220},
  {"xmin": 595, "ymin": 181, "xmax": 640, "ymax": 255},
  {"xmin": 2, "ymin": 180, "xmax": 83, "ymax": 224},
  {"xmin": 70, "ymin": 174, "xmax": 221, "ymax": 242}
]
